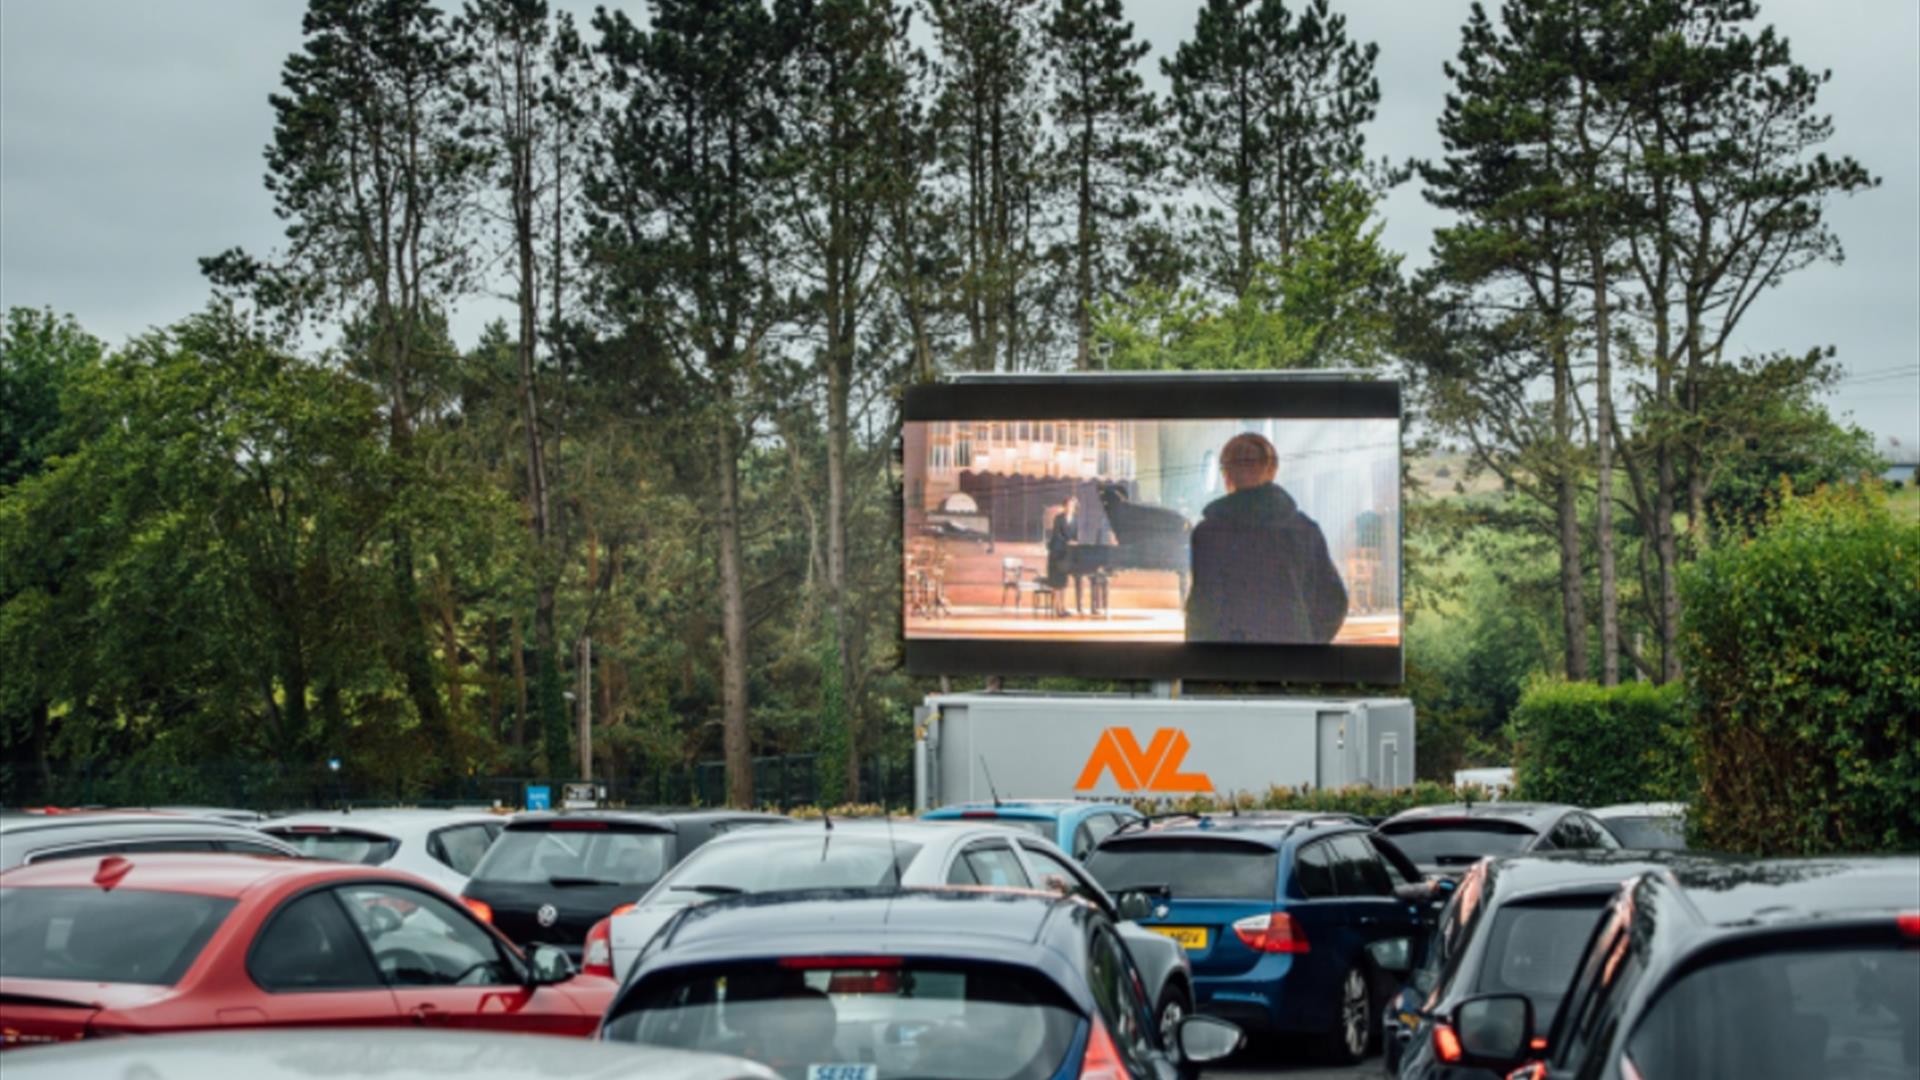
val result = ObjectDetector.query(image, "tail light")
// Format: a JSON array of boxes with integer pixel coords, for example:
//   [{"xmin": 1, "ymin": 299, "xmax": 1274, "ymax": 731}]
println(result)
[
  {"xmin": 1433, "ymin": 1023, "xmax": 1463, "ymax": 1063},
  {"xmin": 462, "ymin": 897, "xmax": 494, "ymax": 923},
  {"xmin": 827, "ymin": 970, "xmax": 900, "ymax": 993},
  {"xmin": 1078, "ymin": 1016, "xmax": 1133, "ymax": 1080},
  {"xmin": 1896, "ymin": 912, "xmax": 1920, "ymax": 940},
  {"xmin": 1231, "ymin": 911, "xmax": 1309, "ymax": 954},
  {"xmin": 582, "ymin": 917, "xmax": 614, "ymax": 979},
  {"xmin": 1507, "ymin": 1064, "xmax": 1548, "ymax": 1080},
  {"xmin": 609, "ymin": 902, "xmax": 637, "ymax": 918}
]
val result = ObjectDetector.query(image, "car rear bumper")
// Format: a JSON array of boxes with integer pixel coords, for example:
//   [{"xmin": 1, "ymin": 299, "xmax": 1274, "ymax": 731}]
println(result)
[{"xmin": 1190, "ymin": 953, "xmax": 1312, "ymax": 1035}]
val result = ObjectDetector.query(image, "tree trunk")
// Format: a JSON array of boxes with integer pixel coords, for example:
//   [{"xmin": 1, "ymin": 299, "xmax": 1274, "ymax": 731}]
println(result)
[
  {"xmin": 715, "ymin": 412, "xmax": 754, "ymax": 808},
  {"xmin": 1074, "ymin": 107, "xmax": 1094, "ymax": 370},
  {"xmin": 1552, "ymin": 336, "xmax": 1589, "ymax": 681},
  {"xmin": 576, "ymin": 634, "xmax": 592, "ymax": 780},
  {"xmin": 1594, "ymin": 251, "xmax": 1619, "ymax": 686}
]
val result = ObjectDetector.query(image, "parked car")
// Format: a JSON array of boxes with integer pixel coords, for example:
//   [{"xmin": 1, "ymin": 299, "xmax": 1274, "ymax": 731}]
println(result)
[
  {"xmin": 0, "ymin": 1028, "xmax": 778, "ymax": 1079},
  {"xmin": 1437, "ymin": 855, "xmax": 1920, "ymax": 1080},
  {"xmin": 593, "ymin": 818, "xmax": 1195, "ymax": 1044},
  {"xmin": 1085, "ymin": 812, "xmax": 1431, "ymax": 1064},
  {"xmin": 1387, "ymin": 850, "xmax": 1708, "ymax": 1078},
  {"xmin": 259, "ymin": 809, "xmax": 504, "ymax": 895},
  {"xmin": 600, "ymin": 887, "xmax": 1245, "ymax": 1080},
  {"xmin": 0, "ymin": 852, "xmax": 615, "ymax": 1046},
  {"xmin": 921, "ymin": 798, "xmax": 1144, "ymax": 859},
  {"xmin": 1376, "ymin": 803, "xmax": 1619, "ymax": 879},
  {"xmin": 1, "ymin": 812, "xmax": 297, "ymax": 870},
  {"xmin": 1589, "ymin": 802, "xmax": 1688, "ymax": 851},
  {"xmin": 462, "ymin": 810, "xmax": 790, "ymax": 961}
]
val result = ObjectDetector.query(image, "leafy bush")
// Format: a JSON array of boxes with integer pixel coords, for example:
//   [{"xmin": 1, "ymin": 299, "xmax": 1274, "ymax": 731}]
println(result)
[
  {"xmin": 1135, "ymin": 781, "xmax": 1499, "ymax": 820},
  {"xmin": 1682, "ymin": 485, "xmax": 1920, "ymax": 855},
  {"xmin": 1506, "ymin": 679, "xmax": 1692, "ymax": 807}
]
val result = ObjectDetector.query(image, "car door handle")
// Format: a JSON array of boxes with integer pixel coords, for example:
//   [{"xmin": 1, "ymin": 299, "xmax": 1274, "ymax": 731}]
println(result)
[{"xmin": 410, "ymin": 1004, "xmax": 448, "ymax": 1025}]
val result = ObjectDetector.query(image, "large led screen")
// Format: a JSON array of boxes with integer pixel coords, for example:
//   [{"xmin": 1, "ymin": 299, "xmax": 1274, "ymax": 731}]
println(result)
[{"xmin": 903, "ymin": 376, "xmax": 1401, "ymax": 683}]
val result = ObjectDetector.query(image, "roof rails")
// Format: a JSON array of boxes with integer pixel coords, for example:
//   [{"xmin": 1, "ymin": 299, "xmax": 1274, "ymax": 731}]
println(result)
[{"xmin": 1107, "ymin": 809, "xmax": 1372, "ymax": 840}]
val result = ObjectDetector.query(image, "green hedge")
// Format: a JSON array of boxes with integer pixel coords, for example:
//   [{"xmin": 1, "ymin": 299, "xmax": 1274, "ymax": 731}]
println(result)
[
  {"xmin": 1507, "ymin": 679, "xmax": 1693, "ymax": 808},
  {"xmin": 1134, "ymin": 781, "xmax": 1499, "ymax": 819},
  {"xmin": 1681, "ymin": 485, "xmax": 1920, "ymax": 855}
]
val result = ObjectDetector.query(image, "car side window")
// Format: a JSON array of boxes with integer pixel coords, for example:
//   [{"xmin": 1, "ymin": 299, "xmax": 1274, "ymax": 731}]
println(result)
[
  {"xmin": 336, "ymin": 884, "xmax": 518, "ymax": 987},
  {"xmin": 219, "ymin": 839, "xmax": 293, "ymax": 857},
  {"xmin": 1333, "ymin": 834, "xmax": 1394, "ymax": 896},
  {"xmin": 249, "ymin": 890, "xmax": 383, "ymax": 992},
  {"xmin": 29, "ymin": 839, "xmax": 222, "ymax": 864},
  {"xmin": 955, "ymin": 842, "xmax": 1031, "ymax": 888},
  {"xmin": 1552, "ymin": 816, "xmax": 1595, "ymax": 850},
  {"xmin": 1088, "ymin": 924, "xmax": 1160, "ymax": 1069},
  {"xmin": 429, "ymin": 824, "xmax": 494, "ymax": 876},
  {"xmin": 1077, "ymin": 813, "xmax": 1121, "ymax": 860},
  {"xmin": 1292, "ymin": 839, "xmax": 1336, "ymax": 899},
  {"xmin": 1582, "ymin": 814, "xmax": 1621, "ymax": 850},
  {"xmin": 1552, "ymin": 901, "xmax": 1639, "ymax": 1068},
  {"xmin": 1020, "ymin": 843, "xmax": 1101, "ymax": 905}
]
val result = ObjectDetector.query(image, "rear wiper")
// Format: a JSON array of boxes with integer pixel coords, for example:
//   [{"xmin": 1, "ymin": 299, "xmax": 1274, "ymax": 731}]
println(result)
[
  {"xmin": 669, "ymin": 883, "xmax": 745, "ymax": 896},
  {"xmin": 547, "ymin": 875, "xmax": 622, "ymax": 887},
  {"xmin": 1431, "ymin": 855, "xmax": 1485, "ymax": 866}
]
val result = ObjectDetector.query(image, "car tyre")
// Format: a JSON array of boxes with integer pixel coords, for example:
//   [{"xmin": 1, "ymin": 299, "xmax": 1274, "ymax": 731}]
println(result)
[
  {"xmin": 1319, "ymin": 964, "xmax": 1370, "ymax": 1065},
  {"xmin": 1155, "ymin": 982, "xmax": 1192, "ymax": 1051}
]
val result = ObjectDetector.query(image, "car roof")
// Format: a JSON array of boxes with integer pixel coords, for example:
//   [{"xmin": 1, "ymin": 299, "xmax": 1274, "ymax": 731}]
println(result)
[
  {"xmin": 505, "ymin": 809, "xmax": 788, "ymax": 831},
  {"xmin": 1589, "ymin": 802, "xmax": 1687, "ymax": 818},
  {"xmin": 1381, "ymin": 802, "xmax": 1575, "ymax": 828},
  {"xmin": 0, "ymin": 811, "xmax": 260, "ymax": 834},
  {"xmin": 263, "ymin": 809, "xmax": 501, "ymax": 833},
  {"xmin": 702, "ymin": 818, "xmax": 1019, "ymax": 846},
  {"xmin": 1663, "ymin": 855, "xmax": 1920, "ymax": 928},
  {"xmin": 1099, "ymin": 813, "xmax": 1368, "ymax": 849},
  {"xmin": 926, "ymin": 800, "xmax": 1135, "ymax": 816},
  {"xmin": 1482, "ymin": 849, "xmax": 1720, "ymax": 903},
  {"xmin": 0, "ymin": 851, "xmax": 431, "ymax": 898},
  {"xmin": 0, "ymin": 1028, "xmax": 778, "ymax": 1080}
]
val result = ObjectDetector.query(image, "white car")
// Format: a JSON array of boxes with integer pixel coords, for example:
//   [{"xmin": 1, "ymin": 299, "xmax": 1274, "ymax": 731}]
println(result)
[
  {"xmin": 260, "ymin": 809, "xmax": 504, "ymax": 894},
  {"xmin": 594, "ymin": 818, "xmax": 1197, "ymax": 1044},
  {"xmin": 1592, "ymin": 801, "xmax": 1689, "ymax": 850}
]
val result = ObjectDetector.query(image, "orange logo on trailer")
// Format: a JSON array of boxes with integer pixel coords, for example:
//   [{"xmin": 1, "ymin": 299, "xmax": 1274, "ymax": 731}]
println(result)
[{"xmin": 1074, "ymin": 728, "xmax": 1214, "ymax": 793}]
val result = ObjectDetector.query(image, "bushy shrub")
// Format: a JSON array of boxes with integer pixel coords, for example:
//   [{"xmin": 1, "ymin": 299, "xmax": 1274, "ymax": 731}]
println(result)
[
  {"xmin": 1506, "ymin": 679, "xmax": 1692, "ymax": 808},
  {"xmin": 1135, "ymin": 781, "xmax": 1497, "ymax": 820},
  {"xmin": 1682, "ymin": 485, "xmax": 1920, "ymax": 855}
]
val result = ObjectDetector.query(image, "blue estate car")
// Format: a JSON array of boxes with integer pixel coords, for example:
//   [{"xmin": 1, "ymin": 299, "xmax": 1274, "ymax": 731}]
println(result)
[
  {"xmin": 600, "ymin": 887, "xmax": 1246, "ymax": 1080},
  {"xmin": 1085, "ymin": 813, "xmax": 1429, "ymax": 1065},
  {"xmin": 922, "ymin": 799, "xmax": 1144, "ymax": 861}
]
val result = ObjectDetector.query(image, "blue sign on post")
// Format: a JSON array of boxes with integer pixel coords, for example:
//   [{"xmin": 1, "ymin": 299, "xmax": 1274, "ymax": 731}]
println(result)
[{"xmin": 525, "ymin": 785, "xmax": 552, "ymax": 811}]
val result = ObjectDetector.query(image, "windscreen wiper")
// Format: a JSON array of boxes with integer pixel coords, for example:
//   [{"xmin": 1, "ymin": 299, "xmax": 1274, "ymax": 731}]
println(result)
[
  {"xmin": 547, "ymin": 875, "xmax": 623, "ymax": 887},
  {"xmin": 669, "ymin": 883, "xmax": 745, "ymax": 895}
]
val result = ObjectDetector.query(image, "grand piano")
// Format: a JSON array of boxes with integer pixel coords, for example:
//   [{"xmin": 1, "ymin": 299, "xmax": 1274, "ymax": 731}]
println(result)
[{"xmin": 1057, "ymin": 484, "xmax": 1192, "ymax": 613}]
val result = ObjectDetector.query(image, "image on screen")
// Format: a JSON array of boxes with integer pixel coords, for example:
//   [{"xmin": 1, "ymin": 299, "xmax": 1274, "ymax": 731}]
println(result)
[{"xmin": 903, "ymin": 417, "xmax": 1399, "ymax": 648}]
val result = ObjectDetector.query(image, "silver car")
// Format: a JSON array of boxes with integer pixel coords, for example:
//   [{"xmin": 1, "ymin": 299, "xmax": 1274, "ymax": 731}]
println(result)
[
  {"xmin": 259, "ymin": 809, "xmax": 503, "ymax": 895},
  {"xmin": 0, "ymin": 1028, "xmax": 776, "ymax": 1080},
  {"xmin": 0, "ymin": 812, "xmax": 297, "ymax": 870},
  {"xmin": 600, "ymin": 818, "xmax": 1197, "ymax": 1043}
]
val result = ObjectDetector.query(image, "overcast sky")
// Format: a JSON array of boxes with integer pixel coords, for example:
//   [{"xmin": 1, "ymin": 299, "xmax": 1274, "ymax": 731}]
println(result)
[{"xmin": 2, "ymin": 0, "xmax": 1913, "ymax": 445}]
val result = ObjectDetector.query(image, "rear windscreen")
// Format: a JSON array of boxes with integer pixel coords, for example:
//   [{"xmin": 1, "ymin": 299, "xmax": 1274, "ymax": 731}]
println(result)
[
  {"xmin": 1377, "ymin": 822, "xmax": 1535, "ymax": 866},
  {"xmin": 1086, "ymin": 839, "xmax": 1279, "ymax": 900},
  {"xmin": 653, "ymin": 836, "xmax": 923, "ymax": 908},
  {"xmin": 1627, "ymin": 942, "xmax": 1919, "ymax": 1079},
  {"xmin": 0, "ymin": 887, "xmax": 235, "ymax": 985},
  {"xmin": 950, "ymin": 817, "xmax": 1053, "ymax": 841},
  {"xmin": 476, "ymin": 826, "xmax": 672, "ymax": 886},
  {"xmin": 265, "ymin": 829, "xmax": 399, "ymax": 865},
  {"xmin": 1475, "ymin": 897, "xmax": 1608, "ymax": 1019},
  {"xmin": 603, "ymin": 959, "xmax": 1081, "ymax": 1080},
  {"xmin": 1601, "ymin": 816, "xmax": 1687, "ymax": 850}
]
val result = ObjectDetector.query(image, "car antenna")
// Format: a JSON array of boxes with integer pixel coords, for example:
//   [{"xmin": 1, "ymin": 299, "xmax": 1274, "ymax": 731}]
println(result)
[{"xmin": 980, "ymin": 757, "xmax": 1003, "ymax": 808}]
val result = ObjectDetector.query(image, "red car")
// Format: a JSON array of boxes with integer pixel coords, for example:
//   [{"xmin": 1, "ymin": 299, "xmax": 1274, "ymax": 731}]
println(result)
[{"xmin": 0, "ymin": 853, "xmax": 616, "ymax": 1048}]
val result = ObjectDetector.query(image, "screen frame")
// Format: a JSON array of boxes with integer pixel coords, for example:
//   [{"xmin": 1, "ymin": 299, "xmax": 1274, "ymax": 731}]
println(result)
[{"xmin": 901, "ymin": 374, "xmax": 1403, "ymax": 685}]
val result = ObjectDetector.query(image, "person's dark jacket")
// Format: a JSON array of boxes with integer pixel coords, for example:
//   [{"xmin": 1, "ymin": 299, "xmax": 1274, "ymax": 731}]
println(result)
[
  {"xmin": 1185, "ymin": 483, "xmax": 1348, "ymax": 644},
  {"xmin": 1044, "ymin": 511, "xmax": 1077, "ymax": 588}
]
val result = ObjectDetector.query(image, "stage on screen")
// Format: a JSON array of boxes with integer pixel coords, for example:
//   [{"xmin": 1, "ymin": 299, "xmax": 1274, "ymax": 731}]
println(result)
[{"xmin": 902, "ymin": 375, "xmax": 1401, "ymax": 683}]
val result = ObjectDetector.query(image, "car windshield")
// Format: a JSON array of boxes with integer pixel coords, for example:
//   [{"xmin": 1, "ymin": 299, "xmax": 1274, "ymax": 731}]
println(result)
[
  {"xmin": 649, "ymin": 836, "xmax": 923, "ymax": 907},
  {"xmin": 1475, "ymin": 897, "xmax": 1609, "ymax": 1020},
  {"xmin": 603, "ymin": 959, "xmax": 1082, "ymax": 1080},
  {"xmin": 1378, "ymin": 822, "xmax": 1535, "ymax": 866},
  {"xmin": 1600, "ymin": 815, "xmax": 1687, "ymax": 850},
  {"xmin": 475, "ymin": 826, "xmax": 671, "ymax": 886},
  {"xmin": 266, "ymin": 828, "xmax": 399, "ymax": 865},
  {"xmin": 1626, "ymin": 942, "xmax": 1919, "ymax": 1079},
  {"xmin": 1086, "ymin": 839, "xmax": 1279, "ymax": 900},
  {"xmin": 0, "ymin": 887, "xmax": 235, "ymax": 985}
]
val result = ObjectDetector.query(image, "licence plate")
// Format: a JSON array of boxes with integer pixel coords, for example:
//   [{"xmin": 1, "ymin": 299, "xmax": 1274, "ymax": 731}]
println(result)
[
  {"xmin": 808, "ymin": 1067, "xmax": 878, "ymax": 1080},
  {"xmin": 1150, "ymin": 925, "xmax": 1209, "ymax": 951}
]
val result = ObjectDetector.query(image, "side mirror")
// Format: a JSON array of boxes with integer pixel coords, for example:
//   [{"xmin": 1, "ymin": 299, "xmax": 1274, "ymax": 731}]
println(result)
[
  {"xmin": 1113, "ymin": 886, "xmax": 1166, "ymax": 922},
  {"xmin": 527, "ymin": 944, "xmax": 576, "ymax": 986},
  {"xmin": 1368, "ymin": 936, "xmax": 1412, "ymax": 975},
  {"xmin": 1175, "ymin": 1015, "xmax": 1243, "ymax": 1063},
  {"xmin": 1452, "ymin": 993, "xmax": 1534, "ymax": 1068}
]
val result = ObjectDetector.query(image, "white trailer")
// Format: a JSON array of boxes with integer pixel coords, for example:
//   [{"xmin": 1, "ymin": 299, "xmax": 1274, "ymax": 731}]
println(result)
[{"xmin": 913, "ymin": 691, "xmax": 1415, "ymax": 811}]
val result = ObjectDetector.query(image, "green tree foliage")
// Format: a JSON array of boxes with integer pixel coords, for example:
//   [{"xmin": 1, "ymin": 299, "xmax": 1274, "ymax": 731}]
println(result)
[
  {"xmin": 1164, "ymin": 0, "xmax": 1384, "ymax": 296},
  {"xmin": 1508, "ymin": 678, "xmax": 1693, "ymax": 807},
  {"xmin": 1681, "ymin": 485, "xmax": 1919, "ymax": 854}
]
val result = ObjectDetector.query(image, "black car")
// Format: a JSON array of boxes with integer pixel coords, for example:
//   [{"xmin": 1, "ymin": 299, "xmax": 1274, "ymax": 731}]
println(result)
[
  {"xmin": 0, "ymin": 811, "xmax": 298, "ymax": 870},
  {"xmin": 1376, "ymin": 804, "xmax": 1618, "ymax": 879},
  {"xmin": 1387, "ymin": 850, "xmax": 1708, "ymax": 1079},
  {"xmin": 461, "ymin": 809, "xmax": 790, "ymax": 959},
  {"xmin": 601, "ymin": 887, "xmax": 1246, "ymax": 1080},
  {"xmin": 1433, "ymin": 855, "xmax": 1920, "ymax": 1080}
]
